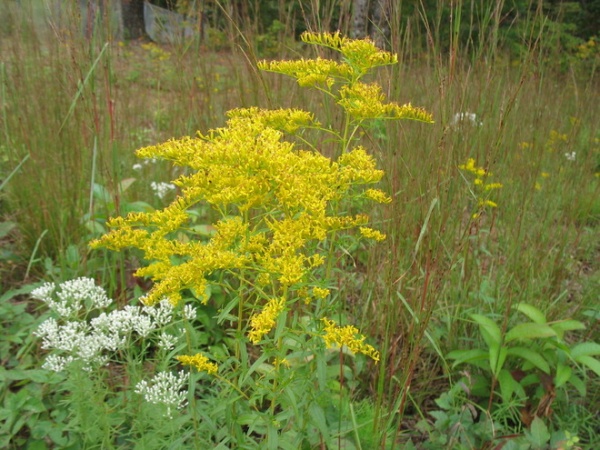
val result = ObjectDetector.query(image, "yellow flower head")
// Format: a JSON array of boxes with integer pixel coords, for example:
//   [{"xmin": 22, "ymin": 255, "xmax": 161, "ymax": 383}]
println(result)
[
  {"xmin": 248, "ymin": 297, "xmax": 286, "ymax": 344},
  {"xmin": 359, "ymin": 227, "xmax": 386, "ymax": 241},
  {"xmin": 177, "ymin": 353, "xmax": 218, "ymax": 375},
  {"xmin": 312, "ymin": 287, "xmax": 330, "ymax": 300},
  {"xmin": 321, "ymin": 318, "xmax": 380, "ymax": 362}
]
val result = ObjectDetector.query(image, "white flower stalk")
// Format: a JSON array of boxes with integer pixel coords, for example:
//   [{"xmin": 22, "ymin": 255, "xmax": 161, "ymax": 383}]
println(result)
[
  {"xmin": 33, "ymin": 278, "xmax": 184, "ymax": 372},
  {"xmin": 31, "ymin": 277, "xmax": 112, "ymax": 318},
  {"xmin": 150, "ymin": 181, "xmax": 176, "ymax": 199},
  {"xmin": 135, "ymin": 371, "xmax": 188, "ymax": 418}
]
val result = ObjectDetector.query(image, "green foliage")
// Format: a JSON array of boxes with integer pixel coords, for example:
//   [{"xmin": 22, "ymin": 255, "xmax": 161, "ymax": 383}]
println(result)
[{"xmin": 440, "ymin": 303, "xmax": 599, "ymax": 447}]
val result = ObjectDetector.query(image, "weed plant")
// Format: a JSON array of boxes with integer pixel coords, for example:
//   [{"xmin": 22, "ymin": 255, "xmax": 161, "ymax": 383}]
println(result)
[{"xmin": 1, "ymin": 1, "xmax": 599, "ymax": 449}]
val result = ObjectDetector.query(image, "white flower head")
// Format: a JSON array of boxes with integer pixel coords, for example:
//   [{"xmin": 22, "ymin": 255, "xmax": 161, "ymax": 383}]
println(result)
[
  {"xmin": 182, "ymin": 304, "xmax": 197, "ymax": 321},
  {"xmin": 132, "ymin": 163, "xmax": 143, "ymax": 171},
  {"xmin": 150, "ymin": 181, "xmax": 176, "ymax": 200},
  {"xmin": 32, "ymin": 277, "xmax": 112, "ymax": 318},
  {"xmin": 42, "ymin": 354, "xmax": 74, "ymax": 372},
  {"xmin": 143, "ymin": 299, "xmax": 174, "ymax": 328},
  {"xmin": 157, "ymin": 332, "xmax": 179, "ymax": 350},
  {"xmin": 564, "ymin": 152, "xmax": 576, "ymax": 161},
  {"xmin": 451, "ymin": 112, "xmax": 483, "ymax": 127},
  {"xmin": 135, "ymin": 371, "xmax": 188, "ymax": 418}
]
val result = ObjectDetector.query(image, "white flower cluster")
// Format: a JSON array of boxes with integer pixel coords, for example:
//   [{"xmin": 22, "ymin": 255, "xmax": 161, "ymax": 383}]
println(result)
[
  {"xmin": 134, "ymin": 370, "xmax": 189, "ymax": 418},
  {"xmin": 564, "ymin": 151, "xmax": 576, "ymax": 161},
  {"xmin": 451, "ymin": 112, "xmax": 483, "ymax": 127},
  {"xmin": 32, "ymin": 277, "xmax": 112, "ymax": 318},
  {"xmin": 33, "ymin": 279, "xmax": 181, "ymax": 372},
  {"xmin": 150, "ymin": 181, "xmax": 176, "ymax": 199},
  {"xmin": 132, "ymin": 157, "xmax": 158, "ymax": 171}
]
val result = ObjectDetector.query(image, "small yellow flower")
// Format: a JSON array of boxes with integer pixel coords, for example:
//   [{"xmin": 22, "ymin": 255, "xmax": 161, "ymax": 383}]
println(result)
[
  {"xmin": 359, "ymin": 227, "xmax": 386, "ymax": 241},
  {"xmin": 177, "ymin": 353, "xmax": 218, "ymax": 375},
  {"xmin": 478, "ymin": 199, "xmax": 498, "ymax": 208},
  {"xmin": 312, "ymin": 287, "xmax": 330, "ymax": 299},
  {"xmin": 274, "ymin": 357, "xmax": 291, "ymax": 368},
  {"xmin": 541, "ymin": 172, "xmax": 550, "ymax": 178},
  {"xmin": 484, "ymin": 182, "xmax": 503, "ymax": 191},
  {"xmin": 321, "ymin": 318, "xmax": 380, "ymax": 362},
  {"xmin": 365, "ymin": 188, "xmax": 392, "ymax": 203},
  {"xmin": 248, "ymin": 297, "xmax": 286, "ymax": 344}
]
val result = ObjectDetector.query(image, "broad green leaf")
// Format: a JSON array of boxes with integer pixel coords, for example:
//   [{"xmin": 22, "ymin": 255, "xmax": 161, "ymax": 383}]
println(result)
[
  {"xmin": 568, "ymin": 374, "xmax": 586, "ymax": 396},
  {"xmin": 570, "ymin": 342, "xmax": 600, "ymax": 359},
  {"xmin": 308, "ymin": 402, "xmax": 330, "ymax": 442},
  {"xmin": 550, "ymin": 320, "xmax": 585, "ymax": 339},
  {"xmin": 505, "ymin": 323, "xmax": 556, "ymax": 343},
  {"xmin": 554, "ymin": 363, "xmax": 572, "ymax": 388},
  {"xmin": 490, "ymin": 345, "xmax": 508, "ymax": 376},
  {"xmin": 471, "ymin": 314, "xmax": 502, "ymax": 347},
  {"xmin": 446, "ymin": 349, "xmax": 488, "ymax": 368},
  {"xmin": 527, "ymin": 416, "xmax": 550, "ymax": 448},
  {"xmin": 574, "ymin": 355, "xmax": 600, "ymax": 377},
  {"xmin": 506, "ymin": 347, "xmax": 550, "ymax": 374},
  {"xmin": 498, "ymin": 369, "xmax": 519, "ymax": 402},
  {"xmin": 514, "ymin": 303, "xmax": 546, "ymax": 324}
]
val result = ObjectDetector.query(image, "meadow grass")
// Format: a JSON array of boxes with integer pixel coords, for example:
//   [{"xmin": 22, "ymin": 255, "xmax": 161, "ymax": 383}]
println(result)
[{"xmin": 0, "ymin": 1, "xmax": 598, "ymax": 448}]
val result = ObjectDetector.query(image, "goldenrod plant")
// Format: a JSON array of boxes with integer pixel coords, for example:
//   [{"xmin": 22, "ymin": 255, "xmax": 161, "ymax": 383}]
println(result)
[{"xmin": 31, "ymin": 32, "xmax": 434, "ymax": 448}]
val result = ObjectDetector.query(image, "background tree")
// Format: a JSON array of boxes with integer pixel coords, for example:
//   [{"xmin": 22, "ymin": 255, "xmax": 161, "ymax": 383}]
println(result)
[{"xmin": 121, "ymin": 0, "xmax": 146, "ymax": 39}]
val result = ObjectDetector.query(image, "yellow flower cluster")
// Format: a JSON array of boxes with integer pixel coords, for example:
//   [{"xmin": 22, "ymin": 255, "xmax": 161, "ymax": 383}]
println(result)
[
  {"xmin": 177, "ymin": 353, "xmax": 218, "ymax": 375},
  {"xmin": 248, "ymin": 297, "xmax": 286, "ymax": 344},
  {"xmin": 338, "ymin": 83, "xmax": 433, "ymax": 122},
  {"xmin": 300, "ymin": 31, "xmax": 397, "ymax": 74},
  {"xmin": 359, "ymin": 227, "xmax": 386, "ymax": 242},
  {"xmin": 91, "ymin": 107, "xmax": 389, "ymax": 305},
  {"xmin": 365, "ymin": 188, "xmax": 392, "ymax": 204},
  {"xmin": 458, "ymin": 158, "xmax": 503, "ymax": 219},
  {"xmin": 259, "ymin": 32, "xmax": 433, "ymax": 125},
  {"xmin": 321, "ymin": 318, "xmax": 380, "ymax": 362}
]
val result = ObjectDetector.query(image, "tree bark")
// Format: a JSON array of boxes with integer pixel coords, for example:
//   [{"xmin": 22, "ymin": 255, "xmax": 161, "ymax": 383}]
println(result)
[
  {"xmin": 350, "ymin": 0, "xmax": 370, "ymax": 39},
  {"xmin": 121, "ymin": 0, "xmax": 146, "ymax": 40},
  {"xmin": 370, "ymin": 0, "xmax": 391, "ymax": 48}
]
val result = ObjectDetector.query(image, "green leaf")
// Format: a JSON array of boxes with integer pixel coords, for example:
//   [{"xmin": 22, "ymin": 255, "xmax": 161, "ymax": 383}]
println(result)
[
  {"xmin": 471, "ymin": 314, "xmax": 502, "ymax": 347},
  {"xmin": 554, "ymin": 363, "xmax": 572, "ymax": 388},
  {"xmin": 490, "ymin": 345, "xmax": 508, "ymax": 377},
  {"xmin": 570, "ymin": 342, "xmax": 600, "ymax": 359},
  {"xmin": 514, "ymin": 303, "xmax": 546, "ymax": 324},
  {"xmin": 527, "ymin": 416, "xmax": 550, "ymax": 448},
  {"xmin": 568, "ymin": 374, "xmax": 586, "ymax": 396},
  {"xmin": 0, "ymin": 221, "xmax": 16, "ymax": 239},
  {"xmin": 506, "ymin": 347, "xmax": 550, "ymax": 374},
  {"xmin": 550, "ymin": 320, "xmax": 585, "ymax": 340},
  {"xmin": 308, "ymin": 402, "xmax": 330, "ymax": 443},
  {"xmin": 446, "ymin": 349, "xmax": 488, "ymax": 368},
  {"xmin": 497, "ymin": 369, "xmax": 519, "ymax": 402},
  {"xmin": 574, "ymin": 355, "xmax": 600, "ymax": 377},
  {"xmin": 505, "ymin": 323, "xmax": 556, "ymax": 343}
]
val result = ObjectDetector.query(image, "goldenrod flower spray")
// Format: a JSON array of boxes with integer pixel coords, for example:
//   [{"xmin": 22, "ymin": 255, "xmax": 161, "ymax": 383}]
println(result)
[{"xmin": 90, "ymin": 32, "xmax": 433, "ymax": 446}]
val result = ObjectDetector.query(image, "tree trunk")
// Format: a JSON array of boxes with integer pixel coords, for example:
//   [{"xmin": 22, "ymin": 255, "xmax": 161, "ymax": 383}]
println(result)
[
  {"xmin": 370, "ymin": 0, "xmax": 391, "ymax": 48},
  {"xmin": 121, "ymin": 0, "xmax": 145, "ymax": 40},
  {"xmin": 350, "ymin": 0, "xmax": 370, "ymax": 39}
]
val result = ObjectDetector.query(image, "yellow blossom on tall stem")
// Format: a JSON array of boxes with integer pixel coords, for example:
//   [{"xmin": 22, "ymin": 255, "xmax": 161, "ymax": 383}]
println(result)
[
  {"xmin": 248, "ymin": 297, "xmax": 286, "ymax": 344},
  {"xmin": 177, "ymin": 353, "xmax": 218, "ymax": 375},
  {"xmin": 321, "ymin": 318, "xmax": 380, "ymax": 362}
]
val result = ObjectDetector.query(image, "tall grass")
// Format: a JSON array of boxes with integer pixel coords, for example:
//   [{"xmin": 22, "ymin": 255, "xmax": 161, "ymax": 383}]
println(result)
[{"xmin": 1, "ymin": 0, "xmax": 598, "ymax": 447}]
